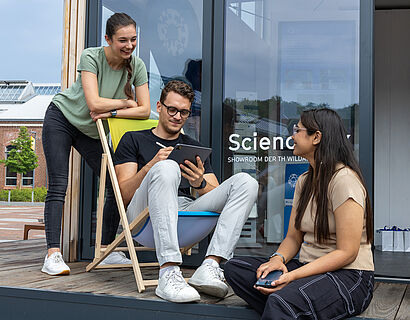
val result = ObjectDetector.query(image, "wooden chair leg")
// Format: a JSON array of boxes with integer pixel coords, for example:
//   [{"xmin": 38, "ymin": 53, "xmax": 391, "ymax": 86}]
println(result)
[
  {"xmin": 94, "ymin": 153, "xmax": 107, "ymax": 260},
  {"xmin": 106, "ymin": 151, "xmax": 146, "ymax": 292},
  {"xmin": 87, "ymin": 119, "xmax": 148, "ymax": 293},
  {"xmin": 180, "ymin": 244, "xmax": 195, "ymax": 256}
]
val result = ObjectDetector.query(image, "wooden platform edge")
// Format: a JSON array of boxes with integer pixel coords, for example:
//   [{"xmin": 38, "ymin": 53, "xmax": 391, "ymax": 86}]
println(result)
[{"xmin": 0, "ymin": 285, "xmax": 259, "ymax": 320}]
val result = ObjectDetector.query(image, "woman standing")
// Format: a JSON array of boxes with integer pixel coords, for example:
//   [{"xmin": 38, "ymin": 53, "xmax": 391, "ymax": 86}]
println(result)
[
  {"xmin": 225, "ymin": 108, "xmax": 374, "ymax": 319},
  {"xmin": 41, "ymin": 13, "xmax": 150, "ymax": 275}
]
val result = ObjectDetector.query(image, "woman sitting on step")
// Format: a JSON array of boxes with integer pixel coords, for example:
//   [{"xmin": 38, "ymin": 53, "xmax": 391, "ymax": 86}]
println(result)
[{"xmin": 225, "ymin": 108, "xmax": 374, "ymax": 320}]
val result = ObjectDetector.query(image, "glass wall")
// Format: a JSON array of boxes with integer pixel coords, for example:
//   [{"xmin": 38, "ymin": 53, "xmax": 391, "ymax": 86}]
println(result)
[
  {"xmin": 223, "ymin": 0, "xmax": 361, "ymax": 254},
  {"xmin": 80, "ymin": 0, "xmax": 206, "ymax": 260},
  {"xmin": 101, "ymin": 0, "xmax": 204, "ymax": 140}
]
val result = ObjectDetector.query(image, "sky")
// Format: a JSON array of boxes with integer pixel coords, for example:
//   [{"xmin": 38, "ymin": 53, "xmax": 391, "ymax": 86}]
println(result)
[{"xmin": 0, "ymin": 0, "xmax": 64, "ymax": 83}]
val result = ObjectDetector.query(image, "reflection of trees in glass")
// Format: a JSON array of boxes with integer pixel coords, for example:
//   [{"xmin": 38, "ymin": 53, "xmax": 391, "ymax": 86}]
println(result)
[{"xmin": 224, "ymin": 95, "xmax": 355, "ymax": 137}]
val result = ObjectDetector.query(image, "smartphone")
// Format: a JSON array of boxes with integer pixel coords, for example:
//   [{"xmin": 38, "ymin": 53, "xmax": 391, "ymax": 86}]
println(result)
[{"xmin": 255, "ymin": 270, "xmax": 283, "ymax": 288}]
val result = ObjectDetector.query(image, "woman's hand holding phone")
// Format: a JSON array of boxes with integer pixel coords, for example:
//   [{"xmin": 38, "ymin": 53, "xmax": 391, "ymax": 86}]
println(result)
[
  {"xmin": 254, "ymin": 270, "xmax": 283, "ymax": 288},
  {"xmin": 254, "ymin": 256, "xmax": 290, "ymax": 295}
]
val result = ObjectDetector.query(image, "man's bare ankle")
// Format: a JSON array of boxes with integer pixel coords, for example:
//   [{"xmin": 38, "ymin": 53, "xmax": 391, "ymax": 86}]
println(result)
[{"xmin": 205, "ymin": 255, "xmax": 222, "ymax": 265}]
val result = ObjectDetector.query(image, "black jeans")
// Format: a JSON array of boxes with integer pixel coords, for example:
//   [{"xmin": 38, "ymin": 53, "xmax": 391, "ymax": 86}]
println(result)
[
  {"xmin": 42, "ymin": 103, "xmax": 119, "ymax": 249},
  {"xmin": 224, "ymin": 257, "xmax": 374, "ymax": 320}
]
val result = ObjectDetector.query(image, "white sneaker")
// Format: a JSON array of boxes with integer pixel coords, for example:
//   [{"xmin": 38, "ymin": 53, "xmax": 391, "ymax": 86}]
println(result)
[
  {"xmin": 188, "ymin": 264, "xmax": 228, "ymax": 298},
  {"xmin": 41, "ymin": 252, "xmax": 70, "ymax": 276},
  {"xmin": 155, "ymin": 268, "xmax": 200, "ymax": 303},
  {"xmin": 100, "ymin": 251, "xmax": 131, "ymax": 265}
]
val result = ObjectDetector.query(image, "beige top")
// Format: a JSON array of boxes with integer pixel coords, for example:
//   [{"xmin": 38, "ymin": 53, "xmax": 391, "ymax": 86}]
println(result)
[{"xmin": 293, "ymin": 165, "xmax": 374, "ymax": 271}]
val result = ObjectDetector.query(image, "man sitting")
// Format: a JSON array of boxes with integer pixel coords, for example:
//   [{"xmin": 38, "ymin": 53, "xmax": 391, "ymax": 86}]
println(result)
[{"xmin": 114, "ymin": 80, "xmax": 258, "ymax": 303}]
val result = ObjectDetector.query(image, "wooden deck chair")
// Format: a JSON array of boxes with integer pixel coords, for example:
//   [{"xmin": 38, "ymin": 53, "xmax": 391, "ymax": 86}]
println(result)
[{"xmin": 86, "ymin": 118, "xmax": 219, "ymax": 293}]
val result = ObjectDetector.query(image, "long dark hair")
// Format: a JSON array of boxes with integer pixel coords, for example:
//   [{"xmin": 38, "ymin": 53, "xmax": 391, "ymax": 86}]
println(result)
[
  {"xmin": 294, "ymin": 108, "xmax": 373, "ymax": 244},
  {"xmin": 106, "ymin": 12, "xmax": 136, "ymax": 100}
]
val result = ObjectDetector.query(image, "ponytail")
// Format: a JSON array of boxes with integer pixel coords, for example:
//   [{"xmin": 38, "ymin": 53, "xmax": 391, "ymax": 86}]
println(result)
[{"xmin": 124, "ymin": 57, "xmax": 134, "ymax": 99}]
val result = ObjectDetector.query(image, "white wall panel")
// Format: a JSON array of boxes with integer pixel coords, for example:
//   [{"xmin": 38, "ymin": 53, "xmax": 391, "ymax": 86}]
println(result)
[{"xmin": 374, "ymin": 10, "xmax": 410, "ymax": 234}]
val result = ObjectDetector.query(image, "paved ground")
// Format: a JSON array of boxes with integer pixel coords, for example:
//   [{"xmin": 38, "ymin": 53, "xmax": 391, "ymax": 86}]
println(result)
[{"xmin": 0, "ymin": 205, "xmax": 45, "ymax": 242}]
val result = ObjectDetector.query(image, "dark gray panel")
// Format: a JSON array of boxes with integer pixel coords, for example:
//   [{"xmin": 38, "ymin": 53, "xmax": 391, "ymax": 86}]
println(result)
[
  {"xmin": 200, "ymin": 0, "xmax": 213, "ymax": 147},
  {"xmin": 0, "ymin": 286, "xmax": 259, "ymax": 320},
  {"xmin": 375, "ymin": 0, "xmax": 410, "ymax": 9},
  {"xmin": 210, "ymin": 0, "xmax": 225, "ymax": 181},
  {"xmin": 359, "ymin": 0, "xmax": 374, "ymax": 203},
  {"xmin": 80, "ymin": 0, "xmax": 102, "ymax": 261}
]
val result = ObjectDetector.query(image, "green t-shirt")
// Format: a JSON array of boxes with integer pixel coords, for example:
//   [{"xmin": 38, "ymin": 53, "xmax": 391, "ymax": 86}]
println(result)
[{"xmin": 52, "ymin": 47, "xmax": 148, "ymax": 139}]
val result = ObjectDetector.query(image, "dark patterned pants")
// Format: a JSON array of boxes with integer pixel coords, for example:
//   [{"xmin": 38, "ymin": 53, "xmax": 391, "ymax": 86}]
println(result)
[{"xmin": 224, "ymin": 257, "xmax": 374, "ymax": 320}]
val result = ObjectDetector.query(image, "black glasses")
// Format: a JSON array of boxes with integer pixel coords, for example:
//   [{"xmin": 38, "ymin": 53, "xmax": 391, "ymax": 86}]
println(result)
[{"xmin": 161, "ymin": 102, "xmax": 191, "ymax": 119}]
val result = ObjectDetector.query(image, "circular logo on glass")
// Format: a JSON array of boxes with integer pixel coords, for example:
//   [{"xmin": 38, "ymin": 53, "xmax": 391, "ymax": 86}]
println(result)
[{"xmin": 158, "ymin": 9, "xmax": 189, "ymax": 56}]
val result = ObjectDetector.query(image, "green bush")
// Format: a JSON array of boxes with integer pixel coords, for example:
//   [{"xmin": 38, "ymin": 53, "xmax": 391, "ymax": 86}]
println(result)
[
  {"xmin": 12, "ymin": 189, "xmax": 32, "ymax": 201},
  {"xmin": 0, "ymin": 187, "xmax": 47, "ymax": 202},
  {"xmin": 0, "ymin": 190, "xmax": 8, "ymax": 201},
  {"xmin": 34, "ymin": 187, "xmax": 47, "ymax": 202}
]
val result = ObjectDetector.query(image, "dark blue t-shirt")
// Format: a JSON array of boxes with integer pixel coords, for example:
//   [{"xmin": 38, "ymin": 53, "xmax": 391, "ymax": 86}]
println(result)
[{"xmin": 114, "ymin": 129, "xmax": 214, "ymax": 199}]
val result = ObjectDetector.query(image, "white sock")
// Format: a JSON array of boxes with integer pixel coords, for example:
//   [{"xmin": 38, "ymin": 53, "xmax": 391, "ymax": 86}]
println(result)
[
  {"xmin": 159, "ymin": 265, "xmax": 179, "ymax": 278},
  {"xmin": 202, "ymin": 258, "xmax": 219, "ymax": 268}
]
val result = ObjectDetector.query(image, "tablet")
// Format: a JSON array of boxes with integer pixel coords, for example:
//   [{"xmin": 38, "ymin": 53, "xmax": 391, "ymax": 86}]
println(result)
[{"xmin": 168, "ymin": 143, "xmax": 212, "ymax": 165}]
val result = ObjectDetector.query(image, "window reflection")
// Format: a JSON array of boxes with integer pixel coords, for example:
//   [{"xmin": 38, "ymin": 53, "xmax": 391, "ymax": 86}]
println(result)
[
  {"xmin": 224, "ymin": 0, "xmax": 360, "ymax": 254},
  {"xmin": 101, "ymin": 0, "xmax": 203, "ymax": 140}
]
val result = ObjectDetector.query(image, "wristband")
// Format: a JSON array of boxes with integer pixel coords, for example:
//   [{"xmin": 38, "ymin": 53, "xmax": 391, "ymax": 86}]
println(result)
[
  {"xmin": 192, "ymin": 179, "xmax": 207, "ymax": 190},
  {"xmin": 270, "ymin": 252, "xmax": 286, "ymax": 264},
  {"xmin": 110, "ymin": 110, "xmax": 117, "ymax": 117}
]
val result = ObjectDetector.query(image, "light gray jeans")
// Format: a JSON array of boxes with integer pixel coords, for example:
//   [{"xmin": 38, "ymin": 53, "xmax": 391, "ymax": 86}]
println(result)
[{"xmin": 126, "ymin": 160, "xmax": 258, "ymax": 266}]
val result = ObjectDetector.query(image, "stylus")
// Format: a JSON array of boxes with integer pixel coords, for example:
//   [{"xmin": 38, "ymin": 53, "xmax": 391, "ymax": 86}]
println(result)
[{"xmin": 156, "ymin": 142, "xmax": 166, "ymax": 148}]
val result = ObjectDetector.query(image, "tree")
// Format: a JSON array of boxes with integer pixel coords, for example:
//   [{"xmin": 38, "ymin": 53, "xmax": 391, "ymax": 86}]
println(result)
[{"xmin": 0, "ymin": 126, "xmax": 38, "ymax": 189}]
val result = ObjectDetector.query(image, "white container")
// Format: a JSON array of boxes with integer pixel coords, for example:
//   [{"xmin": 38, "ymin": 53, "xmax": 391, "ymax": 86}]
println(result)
[
  {"xmin": 381, "ymin": 230, "xmax": 394, "ymax": 251},
  {"xmin": 393, "ymin": 230, "xmax": 405, "ymax": 252},
  {"xmin": 404, "ymin": 230, "xmax": 410, "ymax": 252}
]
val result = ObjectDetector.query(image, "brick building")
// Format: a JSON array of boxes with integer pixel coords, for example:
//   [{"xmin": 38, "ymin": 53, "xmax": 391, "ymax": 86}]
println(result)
[{"xmin": 0, "ymin": 81, "xmax": 60, "ymax": 189}]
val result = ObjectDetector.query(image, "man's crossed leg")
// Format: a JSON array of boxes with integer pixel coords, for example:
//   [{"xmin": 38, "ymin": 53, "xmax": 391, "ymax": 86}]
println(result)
[{"xmin": 126, "ymin": 160, "xmax": 258, "ymax": 302}]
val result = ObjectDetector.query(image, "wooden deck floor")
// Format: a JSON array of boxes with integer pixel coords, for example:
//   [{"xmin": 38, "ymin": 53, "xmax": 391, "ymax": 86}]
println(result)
[
  {"xmin": 0, "ymin": 239, "xmax": 253, "ymax": 309},
  {"xmin": 0, "ymin": 239, "xmax": 409, "ymax": 319}
]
